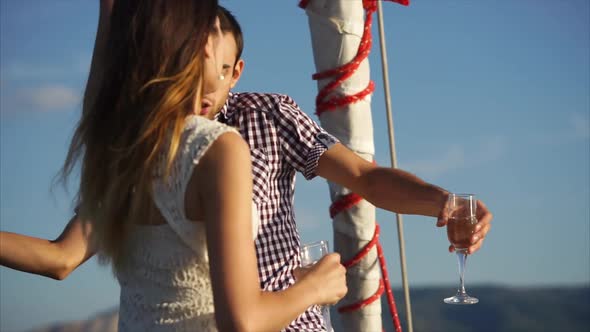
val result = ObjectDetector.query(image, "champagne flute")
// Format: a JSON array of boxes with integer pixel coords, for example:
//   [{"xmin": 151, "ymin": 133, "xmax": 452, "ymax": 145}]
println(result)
[
  {"xmin": 300, "ymin": 240, "xmax": 333, "ymax": 332},
  {"xmin": 444, "ymin": 193, "xmax": 479, "ymax": 305}
]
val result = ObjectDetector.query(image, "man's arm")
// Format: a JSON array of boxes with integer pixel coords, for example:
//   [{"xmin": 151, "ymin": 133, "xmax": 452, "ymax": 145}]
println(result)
[
  {"xmin": 0, "ymin": 216, "xmax": 96, "ymax": 280},
  {"xmin": 317, "ymin": 144, "xmax": 447, "ymax": 217},
  {"xmin": 316, "ymin": 143, "xmax": 492, "ymax": 254}
]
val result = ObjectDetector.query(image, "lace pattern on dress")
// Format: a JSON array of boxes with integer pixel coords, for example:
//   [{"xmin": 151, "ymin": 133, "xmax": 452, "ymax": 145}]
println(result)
[{"xmin": 117, "ymin": 116, "xmax": 239, "ymax": 332}]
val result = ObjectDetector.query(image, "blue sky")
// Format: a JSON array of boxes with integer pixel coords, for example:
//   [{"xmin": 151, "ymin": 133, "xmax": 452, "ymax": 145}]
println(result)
[{"xmin": 1, "ymin": 1, "xmax": 588, "ymax": 331}]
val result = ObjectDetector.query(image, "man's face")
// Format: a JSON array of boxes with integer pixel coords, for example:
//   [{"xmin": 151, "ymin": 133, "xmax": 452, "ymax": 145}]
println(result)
[{"xmin": 201, "ymin": 33, "xmax": 244, "ymax": 120}]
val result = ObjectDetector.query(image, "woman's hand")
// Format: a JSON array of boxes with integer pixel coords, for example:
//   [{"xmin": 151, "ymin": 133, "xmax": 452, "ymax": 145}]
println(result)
[{"xmin": 295, "ymin": 253, "xmax": 348, "ymax": 306}]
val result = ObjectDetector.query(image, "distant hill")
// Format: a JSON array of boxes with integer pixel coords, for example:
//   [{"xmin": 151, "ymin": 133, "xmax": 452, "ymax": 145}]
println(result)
[
  {"xmin": 26, "ymin": 308, "xmax": 118, "ymax": 332},
  {"xmin": 348, "ymin": 285, "xmax": 590, "ymax": 332},
  {"xmin": 27, "ymin": 285, "xmax": 589, "ymax": 332}
]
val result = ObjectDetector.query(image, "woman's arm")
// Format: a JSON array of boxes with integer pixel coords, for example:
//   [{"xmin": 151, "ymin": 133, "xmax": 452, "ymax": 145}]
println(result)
[
  {"xmin": 198, "ymin": 132, "xmax": 347, "ymax": 332},
  {"xmin": 0, "ymin": 1, "xmax": 114, "ymax": 281},
  {"xmin": 0, "ymin": 216, "xmax": 96, "ymax": 280}
]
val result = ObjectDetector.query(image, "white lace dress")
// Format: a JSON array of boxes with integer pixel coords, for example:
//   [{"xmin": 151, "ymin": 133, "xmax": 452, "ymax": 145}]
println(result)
[{"xmin": 116, "ymin": 116, "xmax": 260, "ymax": 331}]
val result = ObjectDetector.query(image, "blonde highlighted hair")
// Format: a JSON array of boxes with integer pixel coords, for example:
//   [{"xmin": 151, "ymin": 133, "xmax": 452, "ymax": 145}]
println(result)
[{"xmin": 59, "ymin": 0, "xmax": 218, "ymax": 269}]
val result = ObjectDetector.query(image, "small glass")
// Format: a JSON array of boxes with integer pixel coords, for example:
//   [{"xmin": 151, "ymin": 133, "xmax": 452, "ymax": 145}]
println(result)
[
  {"xmin": 444, "ymin": 193, "xmax": 479, "ymax": 305},
  {"xmin": 300, "ymin": 240, "xmax": 334, "ymax": 331}
]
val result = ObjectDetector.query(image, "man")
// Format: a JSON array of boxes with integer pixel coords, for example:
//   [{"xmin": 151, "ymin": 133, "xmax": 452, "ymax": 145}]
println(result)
[
  {"xmin": 0, "ymin": 4, "xmax": 492, "ymax": 331},
  {"xmin": 201, "ymin": 9, "xmax": 491, "ymax": 330}
]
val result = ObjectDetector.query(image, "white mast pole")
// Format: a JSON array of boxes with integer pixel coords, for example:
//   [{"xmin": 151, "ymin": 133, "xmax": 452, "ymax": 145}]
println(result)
[{"xmin": 303, "ymin": 0, "xmax": 382, "ymax": 330}]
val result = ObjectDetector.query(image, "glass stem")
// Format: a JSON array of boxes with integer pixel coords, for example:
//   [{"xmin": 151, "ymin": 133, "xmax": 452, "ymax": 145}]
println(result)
[
  {"xmin": 456, "ymin": 249, "xmax": 468, "ymax": 295},
  {"xmin": 321, "ymin": 305, "xmax": 332, "ymax": 331}
]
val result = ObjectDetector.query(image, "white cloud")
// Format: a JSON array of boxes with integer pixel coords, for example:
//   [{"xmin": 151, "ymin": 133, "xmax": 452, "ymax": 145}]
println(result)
[
  {"xmin": 527, "ymin": 113, "xmax": 590, "ymax": 145},
  {"xmin": 401, "ymin": 136, "xmax": 507, "ymax": 178},
  {"xmin": 16, "ymin": 85, "xmax": 81, "ymax": 112},
  {"xmin": 3, "ymin": 63, "xmax": 66, "ymax": 80},
  {"xmin": 2, "ymin": 55, "xmax": 90, "ymax": 81},
  {"xmin": 477, "ymin": 135, "xmax": 507, "ymax": 163},
  {"xmin": 570, "ymin": 113, "xmax": 590, "ymax": 139},
  {"xmin": 402, "ymin": 145, "xmax": 465, "ymax": 178}
]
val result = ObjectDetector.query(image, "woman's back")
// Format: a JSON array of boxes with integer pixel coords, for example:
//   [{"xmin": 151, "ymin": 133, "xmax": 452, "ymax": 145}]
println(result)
[
  {"xmin": 116, "ymin": 116, "xmax": 246, "ymax": 331},
  {"xmin": 118, "ymin": 223, "xmax": 215, "ymax": 331}
]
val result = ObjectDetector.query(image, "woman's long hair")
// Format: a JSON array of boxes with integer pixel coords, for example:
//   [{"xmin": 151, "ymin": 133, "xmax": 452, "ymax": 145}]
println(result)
[{"xmin": 59, "ymin": 0, "xmax": 218, "ymax": 269}]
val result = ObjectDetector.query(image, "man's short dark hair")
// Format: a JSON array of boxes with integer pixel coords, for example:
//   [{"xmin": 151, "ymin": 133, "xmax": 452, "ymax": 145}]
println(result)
[{"xmin": 217, "ymin": 6, "xmax": 244, "ymax": 63}]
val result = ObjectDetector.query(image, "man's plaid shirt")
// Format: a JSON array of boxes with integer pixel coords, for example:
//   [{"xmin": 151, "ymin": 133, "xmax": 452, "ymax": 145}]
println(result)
[{"xmin": 217, "ymin": 92, "xmax": 339, "ymax": 331}]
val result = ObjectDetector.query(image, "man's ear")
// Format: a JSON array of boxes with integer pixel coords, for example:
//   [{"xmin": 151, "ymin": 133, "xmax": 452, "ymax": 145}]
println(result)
[{"xmin": 230, "ymin": 59, "xmax": 245, "ymax": 89}]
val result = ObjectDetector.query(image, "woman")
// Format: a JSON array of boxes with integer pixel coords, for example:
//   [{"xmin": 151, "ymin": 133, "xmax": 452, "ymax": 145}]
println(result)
[{"xmin": 1, "ymin": 1, "xmax": 347, "ymax": 331}]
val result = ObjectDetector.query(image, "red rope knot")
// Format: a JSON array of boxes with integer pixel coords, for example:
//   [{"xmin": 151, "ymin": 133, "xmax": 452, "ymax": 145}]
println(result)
[
  {"xmin": 331, "ymin": 192, "xmax": 403, "ymax": 331},
  {"xmin": 329, "ymin": 193, "xmax": 363, "ymax": 219},
  {"xmin": 338, "ymin": 224, "xmax": 384, "ymax": 313},
  {"xmin": 298, "ymin": 0, "xmax": 311, "ymax": 9},
  {"xmin": 300, "ymin": 0, "xmax": 409, "ymax": 10},
  {"xmin": 316, "ymin": 79, "xmax": 376, "ymax": 114},
  {"xmin": 363, "ymin": 0, "xmax": 378, "ymax": 12}
]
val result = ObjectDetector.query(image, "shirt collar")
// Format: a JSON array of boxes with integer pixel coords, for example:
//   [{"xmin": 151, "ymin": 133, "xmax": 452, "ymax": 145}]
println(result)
[{"xmin": 216, "ymin": 92, "xmax": 236, "ymax": 122}]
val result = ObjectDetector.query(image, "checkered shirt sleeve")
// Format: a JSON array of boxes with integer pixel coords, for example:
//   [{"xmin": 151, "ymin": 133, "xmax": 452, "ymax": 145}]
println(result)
[{"xmin": 274, "ymin": 95, "xmax": 339, "ymax": 180}]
